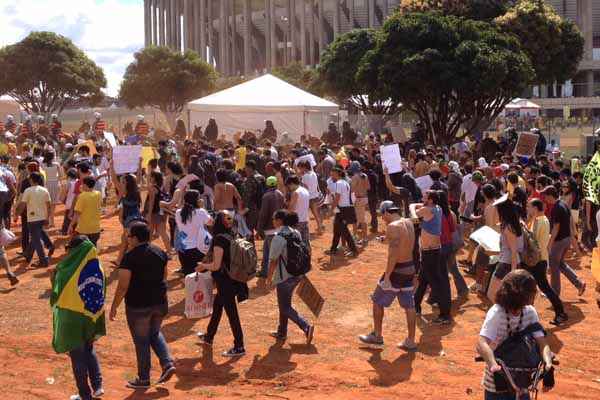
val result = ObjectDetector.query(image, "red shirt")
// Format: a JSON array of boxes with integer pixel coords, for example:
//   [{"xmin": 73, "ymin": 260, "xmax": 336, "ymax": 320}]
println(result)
[{"xmin": 440, "ymin": 213, "xmax": 455, "ymax": 245}]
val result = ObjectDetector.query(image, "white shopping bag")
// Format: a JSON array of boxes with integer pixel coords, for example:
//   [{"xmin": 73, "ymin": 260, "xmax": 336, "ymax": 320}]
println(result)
[{"xmin": 184, "ymin": 272, "xmax": 213, "ymax": 319}]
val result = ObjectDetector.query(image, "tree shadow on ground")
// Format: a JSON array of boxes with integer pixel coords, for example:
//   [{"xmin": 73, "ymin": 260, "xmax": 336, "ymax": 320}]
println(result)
[
  {"xmin": 360, "ymin": 347, "xmax": 416, "ymax": 387},
  {"xmin": 173, "ymin": 347, "xmax": 239, "ymax": 391}
]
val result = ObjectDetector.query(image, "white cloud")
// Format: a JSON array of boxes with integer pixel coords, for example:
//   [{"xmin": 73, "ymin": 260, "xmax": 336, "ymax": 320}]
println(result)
[{"xmin": 0, "ymin": 0, "xmax": 144, "ymax": 96}]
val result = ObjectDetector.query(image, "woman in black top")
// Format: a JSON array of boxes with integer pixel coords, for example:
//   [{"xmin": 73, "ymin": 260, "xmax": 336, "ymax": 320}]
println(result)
[{"xmin": 198, "ymin": 210, "xmax": 247, "ymax": 357}]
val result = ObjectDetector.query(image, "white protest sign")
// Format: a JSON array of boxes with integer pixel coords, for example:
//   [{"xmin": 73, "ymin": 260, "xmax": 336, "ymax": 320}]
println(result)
[
  {"xmin": 113, "ymin": 145, "xmax": 142, "ymax": 175},
  {"xmin": 294, "ymin": 153, "xmax": 317, "ymax": 168},
  {"xmin": 469, "ymin": 226, "xmax": 501, "ymax": 254},
  {"xmin": 513, "ymin": 132, "xmax": 539, "ymax": 157},
  {"xmin": 380, "ymin": 144, "xmax": 402, "ymax": 174},
  {"xmin": 104, "ymin": 131, "xmax": 117, "ymax": 147},
  {"xmin": 415, "ymin": 175, "xmax": 433, "ymax": 193}
]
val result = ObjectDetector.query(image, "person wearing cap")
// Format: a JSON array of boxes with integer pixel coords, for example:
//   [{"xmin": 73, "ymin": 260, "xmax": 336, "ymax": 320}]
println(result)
[
  {"xmin": 134, "ymin": 115, "xmax": 149, "ymax": 136},
  {"xmin": 5, "ymin": 115, "xmax": 16, "ymax": 133},
  {"xmin": 256, "ymin": 176, "xmax": 286, "ymax": 287},
  {"xmin": 50, "ymin": 114, "xmax": 62, "ymax": 138},
  {"xmin": 359, "ymin": 201, "xmax": 417, "ymax": 350},
  {"xmin": 541, "ymin": 185, "xmax": 586, "ymax": 297},
  {"xmin": 92, "ymin": 112, "xmax": 106, "ymax": 136}
]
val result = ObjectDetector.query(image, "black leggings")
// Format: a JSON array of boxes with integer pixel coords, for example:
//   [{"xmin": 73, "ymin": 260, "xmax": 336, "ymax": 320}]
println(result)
[
  {"xmin": 205, "ymin": 292, "xmax": 244, "ymax": 349},
  {"xmin": 330, "ymin": 212, "xmax": 357, "ymax": 253},
  {"xmin": 414, "ymin": 248, "xmax": 451, "ymax": 319},
  {"xmin": 177, "ymin": 248, "xmax": 205, "ymax": 275},
  {"xmin": 525, "ymin": 261, "xmax": 565, "ymax": 316}
]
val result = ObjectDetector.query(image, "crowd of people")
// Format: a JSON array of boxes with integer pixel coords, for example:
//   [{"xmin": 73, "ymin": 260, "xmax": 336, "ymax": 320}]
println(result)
[{"xmin": 1, "ymin": 112, "xmax": 599, "ymax": 400}]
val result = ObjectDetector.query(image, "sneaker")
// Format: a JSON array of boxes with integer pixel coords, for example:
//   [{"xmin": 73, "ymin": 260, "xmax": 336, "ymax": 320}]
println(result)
[
  {"xmin": 306, "ymin": 325, "xmax": 315, "ymax": 345},
  {"xmin": 344, "ymin": 250, "xmax": 358, "ymax": 258},
  {"xmin": 269, "ymin": 331, "xmax": 287, "ymax": 341},
  {"xmin": 222, "ymin": 347, "xmax": 245, "ymax": 357},
  {"xmin": 197, "ymin": 332, "xmax": 212, "ymax": 346},
  {"xmin": 397, "ymin": 339, "xmax": 418, "ymax": 352},
  {"xmin": 8, "ymin": 273, "xmax": 19, "ymax": 286},
  {"xmin": 358, "ymin": 332, "xmax": 384, "ymax": 348},
  {"xmin": 70, "ymin": 395, "xmax": 82, "ymax": 400},
  {"xmin": 578, "ymin": 282, "xmax": 586, "ymax": 297},
  {"xmin": 157, "ymin": 365, "xmax": 176, "ymax": 384},
  {"xmin": 550, "ymin": 313, "xmax": 568, "ymax": 326},
  {"xmin": 126, "ymin": 378, "xmax": 150, "ymax": 389},
  {"xmin": 432, "ymin": 317, "xmax": 452, "ymax": 326},
  {"xmin": 92, "ymin": 387, "xmax": 105, "ymax": 398}
]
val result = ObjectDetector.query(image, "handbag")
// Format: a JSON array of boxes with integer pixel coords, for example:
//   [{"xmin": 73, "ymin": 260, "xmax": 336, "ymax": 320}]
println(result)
[{"xmin": 0, "ymin": 228, "xmax": 16, "ymax": 247}]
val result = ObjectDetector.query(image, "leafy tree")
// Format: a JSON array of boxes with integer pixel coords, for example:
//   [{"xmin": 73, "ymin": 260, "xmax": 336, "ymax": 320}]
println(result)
[
  {"xmin": 359, "ymin": 12, "xmax": 534, "ymax": 144},
  {"xmin": 495, "ymin": 0, "xmax": 584, "ymax": 85},
  {"xmin": 119, "ymin": 46, "xmax": 216, "ymax": 130},
  {"xmin": 272, "ymin": 62, "xmax": 321, "ymax": 96},
  {"xmin": 0, "ymin": 31, "xmax": 106, "ymax": 116},
  {"xmin": 399, "ymin": 0, "xmax": 513, "ymax": 21},
  {"xmin": 317, "ymin": 29, "xmax": 401, "ymax": 120}
]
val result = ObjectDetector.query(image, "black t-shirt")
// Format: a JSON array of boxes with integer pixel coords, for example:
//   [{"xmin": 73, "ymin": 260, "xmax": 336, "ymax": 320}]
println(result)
[
  {"xmin": 550, "ymin": 200, "xmax": 571, "ymax": 241},
  {"xmin": 120, "ymin": 243, "xmax": 168, "ymax": 308},
  {"xmin": 212, "ymin": 233, "xmax": 231, "ymax": 271}
]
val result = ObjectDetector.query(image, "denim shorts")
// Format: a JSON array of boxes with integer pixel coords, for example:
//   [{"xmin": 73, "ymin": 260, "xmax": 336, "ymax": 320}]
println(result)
[{"xmin": 371, "ymin": 282, "xmax": 415, "ymax": 309}]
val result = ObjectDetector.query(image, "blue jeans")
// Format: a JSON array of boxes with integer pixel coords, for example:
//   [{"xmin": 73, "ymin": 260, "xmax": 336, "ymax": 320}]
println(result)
[
  {"xmin": 442, "ymin": 244, "xmax": 468, "ymax": 295},
  {"xmin": 25, "ymin": 220, "xmax": 51, "ymax": 266},
  {"xmin": 485, "ymin": 391, "xmax": 530, "ymax": 400},
  {"xmin": 276, "ymin": 275, "xmax": 310, "ymax": 337},
  {"xmin": 125, "ymin": 303, "xmax": 173, "ymax": 381},
  {"xmin": 549, "ymin": 237, "xmax": 583, "ymax": 295},
  {"xmin": 259, "ymin": 234, "xmax": 274, "ymax": 278},
  {"xmin": 68, "ymin": 342, "xmax": 102, "ymax": 400}
]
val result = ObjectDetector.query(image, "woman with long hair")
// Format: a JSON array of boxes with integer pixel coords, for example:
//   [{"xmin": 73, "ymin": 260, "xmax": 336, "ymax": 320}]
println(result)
[
  {"xmin": 175, "ymin": 190, "xmax": 213, "ymax": 275},
  {"xmin": 41, "ymin": 150, "xmax": 63, "ymax": 227},
  {"xmin": 487, "ymin": 197, "xmax": 524, "ymax": 301},
  {"xmin": 197, "ymin": 210, "xmax": 247, "ymax": 357},
  {"xmin": 144, "ymin": 171, "xmax": 172, "ymax": 254},
  {"xmin": 438, "ymin": 191, "xmax": 468, "ymax": 298},
  {"xmin": 477, "ymin": 270, "xmax": 553, "ymax": 400}
]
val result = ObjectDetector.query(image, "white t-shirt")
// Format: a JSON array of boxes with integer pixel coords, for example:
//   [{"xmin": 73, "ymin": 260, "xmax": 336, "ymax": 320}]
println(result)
[
  {"xmin": 334, "ymin": 179, "xmax": 352, "ymax": 208},
  {"xmin": 292, "ymin": 186, "xmax": 310, "ymax": 223},
  {"xmin": 65, "ymin": 179, "xmax": 77, "ymax": 209},
  {"xmin": 480, "ymin": 304, "xmax": 544, "ymax": 392},
  {"xmin": 175, "ymin": 208, "xmax": 212, "ymax": 252},
  {"xmin": 22, "ymin": 185, "xmax": 51, "ymax": 222},
  {"xmin": 302, "ymin": 171, "xmax": 320, "ymax": 199},
  {"xmin": 461, "ymin": 173, "xmax": 478, "ymax": 204}
]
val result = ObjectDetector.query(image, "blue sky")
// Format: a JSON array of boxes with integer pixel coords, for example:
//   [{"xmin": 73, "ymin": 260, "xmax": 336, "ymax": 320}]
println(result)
[{"xmin": 0, "ymin": 0, "xmax": 144, "ymax": 96}]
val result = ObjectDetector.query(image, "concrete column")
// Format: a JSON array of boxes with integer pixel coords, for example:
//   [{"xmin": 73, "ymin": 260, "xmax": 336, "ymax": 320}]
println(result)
[
  {"xmin": 159, "ymin": 0, "xmax": 165, "ymax": 46},
  {"xmin": 230, "ymin": 0, "xmax": 237, "ymax": 75},
  {"xmin": 270, "ymin": 0, "xmax": 277, "ymax": 69},
  {"xmin": 170, "ymin": 0, "xmax": 176, "ymax": 48},
  {"xmin": 577, "ymin": 0, "xmax": 593, "ymax": 61},
  {"xmin": 144, "ymin": 0, "xmax": 150, "ymax": 47},
  {"xmin": 244, "ymin": 0, "xmax": 252, "ymax": 75},
  {"xmin": 265, "ymin": 0, "xmax": 272, "ymax": 71},
  {"xmin": 183, "ymin": 0, "xmax": 189, "ymax": 50},
  {"xmin": 290, "ymin": 0, "xmax": 297, "ymax": 61},
  {"xmin": 165, "ymin": 0, "xmax": 171, "ymax": 47},
  {"xmin": 207, "ymin": 0, "xmax": 213, "ymax": 63},
  {"xmin": 333, "ymin": 0, "xmax": 340, "ymax": 38},
  {"xmin": 300, "ymin": 0, "xmax": 307, "ymax": 65},
  {"xmin": 192, "ymin": 0, "xmax": 199, "ymax": 52},
  {"xmin": 349, "ymin": 0, "xmax": 355, "ymax": 29},
  {"xmin": 200, "ymin": 0, "xmax": 206, "ymax": 60},
  {"xmin": 220, "ymin": 0, "xmax": 227, "ymax": 74},
  {"xmin": 176, "ymin": 0, "xmax": 182, "ymax": 51},
  {"xmin": 309, "ymin": 0, "xmax": 315, "ymax": 66},
  {"xmin": 368, "ymin": 0, "xmax": 375, "ymax": 28},
  {"xmin": 151, "ymin": 0, "xmax": 157, "ymax": 45},
  {"xmin": 317, "ymin": 0, "xmax": 324, "ymax": 57}
]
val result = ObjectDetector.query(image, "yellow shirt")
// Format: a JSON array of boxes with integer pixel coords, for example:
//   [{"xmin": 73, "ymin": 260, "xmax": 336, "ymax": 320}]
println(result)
[
  {"xmin": 234, "ymin": 147, "xmax": 247, "ymax": 172},
  {"xmin": 74, "ymin": 191, "xmax": 102, "ymax": 234},
  {"xmin": 22, "ymin": 185, "xmax": 50, "ymax": 222},
  {"xmin": 529, "ymin": 215, "xmax": 550, "ymax": 262}
]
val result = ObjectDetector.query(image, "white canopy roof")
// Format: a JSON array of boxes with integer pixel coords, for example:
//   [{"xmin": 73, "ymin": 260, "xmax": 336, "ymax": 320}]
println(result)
[
  {"xmin": 188, "ymin": 74, "xmax": 339, "ymax": 113},
  {"xmin": 505, "ymin": 98, "xmax": 541, "ymax": 109}
]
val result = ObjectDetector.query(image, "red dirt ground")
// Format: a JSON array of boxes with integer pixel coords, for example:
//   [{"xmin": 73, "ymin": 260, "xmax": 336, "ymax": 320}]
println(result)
[{"xmin": 1, "ymin": 205, "xmax": 599, "ymax": 400}]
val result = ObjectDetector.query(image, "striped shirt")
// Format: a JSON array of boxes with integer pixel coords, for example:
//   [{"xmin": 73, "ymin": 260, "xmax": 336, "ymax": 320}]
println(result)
[{"xmin": 479, "ymin": 305, "xmax": 544, "ymax": 392}]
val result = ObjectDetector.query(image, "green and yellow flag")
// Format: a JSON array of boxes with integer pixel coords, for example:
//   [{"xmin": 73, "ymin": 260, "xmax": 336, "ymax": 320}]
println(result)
[
  {"xmin": 583, "ymin": 152, "xmax": 600, "ymax": 206},
  {"xmin": 50, "ymin": 240, "xmax": 106, "ymax": 354}
]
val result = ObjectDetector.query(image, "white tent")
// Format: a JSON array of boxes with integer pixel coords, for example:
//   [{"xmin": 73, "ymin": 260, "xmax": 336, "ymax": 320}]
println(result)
[
  {"xmin": 504, "ymin": 98, "xmax": 541, "ymax": 117},
  {"xmin": 188, "ymin": 74, "xmax": 339, "ymax": 141}
]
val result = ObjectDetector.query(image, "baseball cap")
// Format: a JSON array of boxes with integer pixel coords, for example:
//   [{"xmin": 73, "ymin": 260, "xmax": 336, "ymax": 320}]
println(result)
[
  {"xmin": 379, "ymin": 200, "xmax": 399, "ymax": 214},
  {"xmin": 540, "ymin": 185, "xmax": 558, "ymax": 198},
  {"xmin": 266, "ymin": 176, "xmax": 278, "ymax": 188},
  {"xmin": 472, "ymin": 171, "xmax": 484, "ymax": 182}
]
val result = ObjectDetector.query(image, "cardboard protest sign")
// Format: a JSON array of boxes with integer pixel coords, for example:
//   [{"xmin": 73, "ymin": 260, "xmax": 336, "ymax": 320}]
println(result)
[
  {"xmin": 415, "ymin": 175, "xmax": 433, "ymax": 193},
  {"xmin": 470, "ymin": 226, "xmax": 501, "ymax": 254},
  {"xmin": 296, "ymin": 277, "xmax": 325, "ymax": 317},
  {"xmin": 390, "ymin": 126, "xmax": 408, "ymax": 143},
  {"xmin": 380, "ymin": 144, "xmax": 402, "ymax": 174},
  {"xmin": 141, "ymin": 146, "xmax": 158, "ymax": 168},
  {"xmin": 74, "ymin": 140, "xmax": 97, "ymax": 156},
  {"xmin": 113, "ymin": 145, "xmax": 142, "ymax": 175},
  {"xmin": 513, "ymin": 132, "xmax": 539, "ymax": 157},
  {"xmin": 103, "ymin": 132, "xmax": 117, "ymax": 147}
]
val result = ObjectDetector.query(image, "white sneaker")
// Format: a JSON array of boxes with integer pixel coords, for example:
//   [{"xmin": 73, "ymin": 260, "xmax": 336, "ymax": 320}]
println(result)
[
  {"xmin": 70, "ymin": 395, "xmax": 82, "ymax": 400},
  {"xmin": 93, "ymin": 387, "xmax": 105, "ymax": 398}
]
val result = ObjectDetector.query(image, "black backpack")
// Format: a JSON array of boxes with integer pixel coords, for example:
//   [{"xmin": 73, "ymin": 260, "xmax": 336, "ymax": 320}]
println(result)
[
  {"xmin": 493, "ymin": 321, "xmax": 545, "ymax": 393},
  {"xmin": 278, "ymin": 230, "xmax": 311, "ymax": 276}
]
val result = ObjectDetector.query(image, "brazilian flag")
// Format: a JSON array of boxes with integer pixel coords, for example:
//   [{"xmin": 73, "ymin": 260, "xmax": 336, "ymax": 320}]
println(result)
[{"xmin": 50, "ymin": 240, "xmax": 106, "ymax": 354}]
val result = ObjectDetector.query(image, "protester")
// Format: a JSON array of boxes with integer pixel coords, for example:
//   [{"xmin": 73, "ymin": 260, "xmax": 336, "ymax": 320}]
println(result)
[
  {"xmin": 69, "ymin": 177, "xmax": 102, "ymax": 246},
  {"xmin": 285, "ymin": 175, "xmax": 311, "ymax": 245},
  {"xmin": 326, "ymin": 167, "xmax": 358, "ymax": 257},
  {"xmin": 110, "ymin": 221, "xmax": 176, "ymax": 388},
  {"xmin": 175, "ymin": 190, "xmax": 213, "ymax": 275}
]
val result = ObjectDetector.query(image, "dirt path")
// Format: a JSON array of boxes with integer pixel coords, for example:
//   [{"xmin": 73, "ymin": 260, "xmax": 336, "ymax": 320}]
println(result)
[{"xmin": 1, "ymin": 208, "xmax": 599, "ymax": 399}]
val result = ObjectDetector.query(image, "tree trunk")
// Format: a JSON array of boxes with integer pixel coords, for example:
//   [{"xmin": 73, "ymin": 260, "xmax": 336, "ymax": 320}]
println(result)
[{"xmin": 163, "ymin": 110, "xmax": 180, "ymax": 132}]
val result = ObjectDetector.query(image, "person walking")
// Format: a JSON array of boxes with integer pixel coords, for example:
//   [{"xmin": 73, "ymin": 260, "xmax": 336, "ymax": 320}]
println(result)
[
  {"xmin": 267, "ymin": 210, "xmax": 315, "ymax": 343},
  {"xmin": 359, "ymin": 201, "xmax": 417, "ymax": 350},
  {"xmin": 197, "ymin": 211, "xmax": 247, "ymax": 357},
  {"xmin": 69, "ymin": 177, "xmax": 102, "ymax": 246},
  {"xmin": 286, "ymin": 175, "xmax": 311, "ymax": 245},
  {"xmin": 326, "ymin": 167, "xmax": 358, "ymax": 257},
  {"xmin": 174, "ymin": 190, "xmax": 213, "ymax": 275},
  {"xmin": 109, "ymin": 222, "xmax": 176, "ymax": 389},
  {"xmin": 256, "ymin": 176, "xmax": 285, "ymax": 288}
]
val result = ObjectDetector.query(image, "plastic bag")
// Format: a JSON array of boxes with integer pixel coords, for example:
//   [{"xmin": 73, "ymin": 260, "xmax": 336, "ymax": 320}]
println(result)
[{"xmin": 184, "ymin": 272, "xmax": 213, "ymax": 319}]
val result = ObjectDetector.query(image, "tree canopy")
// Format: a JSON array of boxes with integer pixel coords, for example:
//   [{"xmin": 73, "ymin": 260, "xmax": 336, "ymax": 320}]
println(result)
[
  {"xmin": 119, "ymin": 46, "xmax": 216, "ymax": 130},
  {"xmin": 359, "ymin": 12, "xmax": 534, "ymax": 144},
  {"xmin": 272, "ymin": 62, "xmax": 321, "ymax": 96},
  {"xmin": 317, "ymin": 29, "xmax": 401, "ymax": 119},
  {"xmin": 495, "ymin": 0, "xmax": 584, "ymax": 85},
  {"xmin": 399, "ymin": 0, "xmax": 513, "ymax": 21},
  {"xmin": 0, "ymin": 31, "xmax": 106, "ymax": 116}
]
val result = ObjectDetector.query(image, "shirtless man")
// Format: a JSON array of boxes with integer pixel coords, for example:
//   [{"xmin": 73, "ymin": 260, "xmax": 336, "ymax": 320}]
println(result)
[
  {"xmin": 358, "ymin": 201, "xmax": 417, "ymax": 350},
  {"xmin": 213, "ymin": 169, "xmax": 242, "ymax": 211}
]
